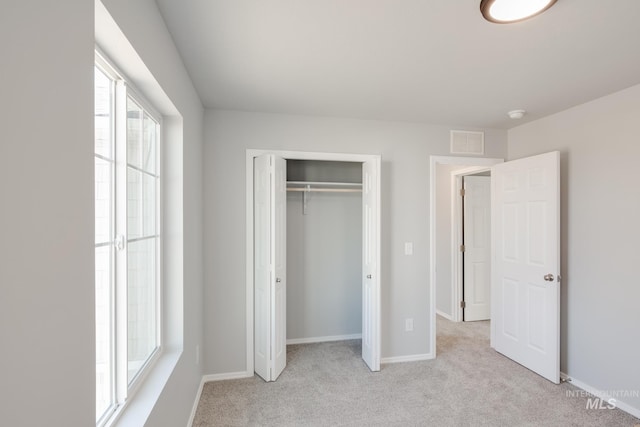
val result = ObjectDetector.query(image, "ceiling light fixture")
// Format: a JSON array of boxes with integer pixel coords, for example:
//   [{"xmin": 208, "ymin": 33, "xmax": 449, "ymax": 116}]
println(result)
[
  {"xmin": 480, "ymin": 0, "xmax": 557, "ymax": 24},
  {"xmin": 508, "ymin": 109, "xmax": 526, "ymax": 119}
]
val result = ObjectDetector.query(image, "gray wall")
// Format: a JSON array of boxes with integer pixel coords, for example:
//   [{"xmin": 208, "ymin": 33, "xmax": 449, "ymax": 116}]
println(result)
[
  {"xmin": 203, "ymin": 109, "xmax": 507, "ymax": 373},
  {"xmin": 0, "ymin": 2, "xmax": 94, "ymax": 426},
  {"xmin": 508, "ymin": 83, "xmax": 640, "ymax": 414},
  {"xmin": 0, "ymin": 2, "xmax": 204, "ymax": 426},
  {"xmin": 287, "ymin": 191, "xmax": 362, "ymax": 340}
]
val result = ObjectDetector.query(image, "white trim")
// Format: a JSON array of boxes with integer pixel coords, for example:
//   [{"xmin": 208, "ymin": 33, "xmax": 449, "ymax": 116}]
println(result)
[
  {"xmin": 247, "ymin": 149, "xmax": 376, "ymax": 162},
  {"xmin": 245, "ymin": 153, "xmax": 255, "ymax": 376},
  {"xmin": 429, "ymin": 156, "xmax": 503, "ymax": 361},
  {"xmin": 286, "ymin": 334, "xmax": 362, "ymax": 345},
  {"xmin": 203, "ymin": 371, "xmax": 254, "ymax": 382},
  {"xmin": 560, "ymin": 372, "xmax": 640, "ymax": 419},
  {"xmin": 246, "ymin": 149, "xmax": 382, "ymax": 377},
  {"xmin": 186, "ymin": 376, "xmax": 206, "ymax": 427},
  {"xmin": 381, "ymin": 353, "xmax": 434, "ymax": 364},
  {"xmin": 451, "ymin": 174, "xmax": 463, "ymax": 322},
  {"xmin": 435, "ymin": 310, "xmax": 453, "ymax": 321}
]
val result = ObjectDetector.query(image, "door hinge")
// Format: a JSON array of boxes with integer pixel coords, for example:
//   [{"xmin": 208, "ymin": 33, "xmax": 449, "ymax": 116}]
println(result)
[
  {"xmin": 460, "ymin": 301, "xmax": 466, "ymax": 309},
  {"xmin": 460, "ymin": 188, "xmax": 466, "ymax": 197},
  {"xmin": 460, "ymin": 244, "xmax": 465, "ymax": 252}
]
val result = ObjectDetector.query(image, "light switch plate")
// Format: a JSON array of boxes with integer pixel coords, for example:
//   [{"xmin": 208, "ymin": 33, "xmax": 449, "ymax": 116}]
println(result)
[
  {"xmin": 404, "ymin": 242, "xmax": 413, "ymax": 255},
  {"xmin": 405, "ymin": 318, "xmax": 414, "ymax": 332}
]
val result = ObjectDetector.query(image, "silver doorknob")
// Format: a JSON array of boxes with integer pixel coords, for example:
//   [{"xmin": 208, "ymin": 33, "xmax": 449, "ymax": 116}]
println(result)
[
  {"xmin": 366, "ymin": 274, "xmax": 372, "ymax": 279},
  {"xmin": 276, "ymin": 278, "xmax": 282, "ymax": 283},
  {"xmin": 544, "ymin": 274, "xmax": 554, "ymax": 282}
]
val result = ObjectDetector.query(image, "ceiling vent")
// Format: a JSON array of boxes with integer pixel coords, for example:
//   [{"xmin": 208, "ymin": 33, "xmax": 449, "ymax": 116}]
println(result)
[{"xmin": 450, "ymin": 130, "xmax": 484, "ymax": 155}]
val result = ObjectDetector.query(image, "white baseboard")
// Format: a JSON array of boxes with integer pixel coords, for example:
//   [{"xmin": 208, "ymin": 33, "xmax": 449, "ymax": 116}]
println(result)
[
  {"xmin": 286, "ymin": 333, "xmax": 362, "ymax": 345},
  {"xmin": 561, "ymin": 372, "xmax": 640, "ymax": 420},
  {"xmin": 381, "ymin": 353, "xmax": 434, "ymax": 364},
  {"xmin": 186, "ymin": 376, "xmax": 206, "ymax": 427},
  {"xmin": 203, "ymin": 371, "xmax": 254, "ymax": 382},
  {"xmin": 436, "ymin": 309, "xmax": 453, "ymax": 321}
]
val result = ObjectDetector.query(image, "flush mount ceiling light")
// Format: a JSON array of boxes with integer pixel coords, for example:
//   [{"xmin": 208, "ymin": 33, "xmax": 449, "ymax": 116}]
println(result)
[
  {"xmin": 508, "ymin": 109, "xmax": 526, "ymax": 119},
  {"xmin": 480, "ymin": 0, "xmax": 557, "ymax": 23}
]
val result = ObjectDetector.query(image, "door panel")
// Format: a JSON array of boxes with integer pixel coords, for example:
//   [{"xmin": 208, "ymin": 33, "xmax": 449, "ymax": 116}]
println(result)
[
  {"xmin": 492, "ymin": 151, "xmax": 560, "ymax": 384},
  {"xmin": 256, "ymin": 153, "xmax": 380, "ymax": 377},
  {"xmin": 254, "ymin": 154, "xmax": 287, "ymax": 382},
  {"xmin": 362, "ymin": 159, "xmax": 380, "ymax": 371},
  {"xmin": 271, "ymin": 156, "xmax": 287, "ymax": 380},
  {"xmin": 463, "ymin": 176, "xmax": 491, "ymax": 321},
  {"xmin": 253, "ymin": 154, "xmax": 271, "ymax": 381}
]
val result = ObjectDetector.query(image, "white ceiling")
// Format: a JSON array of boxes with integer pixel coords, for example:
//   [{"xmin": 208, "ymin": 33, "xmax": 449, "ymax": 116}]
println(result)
[{"xmin": 155, "ymin": 0, "xmax": 640, "ymax": 129}]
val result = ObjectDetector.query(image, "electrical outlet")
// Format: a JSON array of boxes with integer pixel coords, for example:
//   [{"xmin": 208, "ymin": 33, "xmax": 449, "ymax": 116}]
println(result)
[
  {"xmin": 405, "ymin": 318, "xmax": 414, "ymax": 332},
  {"xmin": 404, "ymin": 242, "xmax": 413, "ymax": 255}
]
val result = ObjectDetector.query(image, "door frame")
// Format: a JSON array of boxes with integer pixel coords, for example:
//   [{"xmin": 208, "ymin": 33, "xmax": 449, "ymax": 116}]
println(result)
[
  {"xmin": 429, "ymin": 156, "xmax": 503, "ymax": 356},
  {"xmin": 451, "ymin": 167, "xmax": 493, "ymax": 322},
  {"xmin": 246, "ymin": 149, "xmax": 381, "ymax": 375}
]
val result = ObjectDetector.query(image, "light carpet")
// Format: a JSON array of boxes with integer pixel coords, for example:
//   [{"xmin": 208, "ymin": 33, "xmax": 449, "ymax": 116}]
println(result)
[{"xmin": 193, "ymin": 317, "xmax": 639, "ymax": 426}]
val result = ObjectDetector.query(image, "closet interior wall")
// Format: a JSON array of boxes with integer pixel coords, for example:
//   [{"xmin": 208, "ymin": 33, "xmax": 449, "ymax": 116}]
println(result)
[{"xmin": 286, "ymin": 160, "xmax": 363, "ymax": 342}]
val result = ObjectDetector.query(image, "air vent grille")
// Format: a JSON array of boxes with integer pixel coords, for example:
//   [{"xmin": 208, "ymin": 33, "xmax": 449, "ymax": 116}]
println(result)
[{"xmin": 450, "ymin": 131, "xmax": 484, "ymax": 155}]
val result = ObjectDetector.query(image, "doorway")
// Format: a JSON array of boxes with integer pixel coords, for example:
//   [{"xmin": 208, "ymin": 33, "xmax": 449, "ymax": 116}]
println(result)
[
  {"xmin": 429, "ymin": 156, "xmax": 503, "ymax": 355},
  {"xmin": 430, "ymin": 152, "xmax": 561, "ymax": 384},
  {"xmin": 246, "ymin": 150, "xmax": 381, "ymax": 381}
]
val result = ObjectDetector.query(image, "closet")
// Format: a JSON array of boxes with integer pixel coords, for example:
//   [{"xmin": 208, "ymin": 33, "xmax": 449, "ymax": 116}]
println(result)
[
  {"xmin": 251, "ymin": 151, "xmax": 380, "ymax": 382},
  {"xmin": 285, "ymin": 160, "xmax": 363, "ymax": 344}
]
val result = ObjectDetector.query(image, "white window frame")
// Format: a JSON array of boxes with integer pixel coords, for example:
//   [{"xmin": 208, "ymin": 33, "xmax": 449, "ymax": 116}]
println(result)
[{"xmin": 95, "ymin": 49, "xmax": 163, "ymax": 427}]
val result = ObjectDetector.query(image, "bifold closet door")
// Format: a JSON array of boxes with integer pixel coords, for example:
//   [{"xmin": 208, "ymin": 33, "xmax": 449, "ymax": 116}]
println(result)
[
  {"xmin": 254, "ymin": 154, "xmax": 287, "ymax": 382},
  {"xmin": 362, "ymin": 158, "xmax": 380, "ymax": 372}
]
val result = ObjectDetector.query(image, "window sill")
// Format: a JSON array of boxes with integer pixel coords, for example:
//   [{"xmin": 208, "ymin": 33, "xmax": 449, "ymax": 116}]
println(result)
[{"xmin": 107, "ymin": 348, "xmax": 182, "ymax": 427}]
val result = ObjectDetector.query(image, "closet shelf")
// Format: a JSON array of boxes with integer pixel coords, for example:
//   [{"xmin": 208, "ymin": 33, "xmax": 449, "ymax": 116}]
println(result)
[{"xmin": 286, "ymin": 181, "xmax": 362, "ymax": 193}]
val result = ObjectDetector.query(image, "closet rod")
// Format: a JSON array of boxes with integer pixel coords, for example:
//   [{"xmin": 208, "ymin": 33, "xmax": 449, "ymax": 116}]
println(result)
[
  {"xmin": 287, "ymin": 180, "xmax": 362, "ymax": 187},
  {"xmin": 287, "ymin": 187, "xmax": 361, "ymax": 193}
]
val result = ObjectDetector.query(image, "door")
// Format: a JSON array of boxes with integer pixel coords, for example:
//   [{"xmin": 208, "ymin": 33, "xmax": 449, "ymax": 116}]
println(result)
[
  {"xmin": 492, "ymin": 151, "xmax": 560, "ymax": 383},
  {"xmin": 362, "ymin": 159, "xmax": 380, "ymax": 371},
  {"xmin": 254, "ymin": 154, "xmax": 287, "ymax": 382},
  {"xmin": 463, "ymin": 175, "xmax": 491, "ymax": 321}
]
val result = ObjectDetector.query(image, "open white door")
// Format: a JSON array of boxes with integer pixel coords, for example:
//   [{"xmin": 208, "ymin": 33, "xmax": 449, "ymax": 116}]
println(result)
[
  {"xmin": 463, "ymin": 175, "xmax": 491, "ymax": 321},
  {"xmin": 362, "ymin": 158, "xmax": 380, "ymax": 371},
  {"xmin": 254, "ymin": 154, "xmax": 287, "ymax": 382},
  {"xmin": 492, "ymin": 151, "xmax": 560, "ymax": 384}
]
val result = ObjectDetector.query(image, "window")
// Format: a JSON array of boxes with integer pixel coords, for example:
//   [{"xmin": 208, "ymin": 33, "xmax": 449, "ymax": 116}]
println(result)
[{"xmin": 95, "ymin": 53, "xmax": 161, "ymax": 426}]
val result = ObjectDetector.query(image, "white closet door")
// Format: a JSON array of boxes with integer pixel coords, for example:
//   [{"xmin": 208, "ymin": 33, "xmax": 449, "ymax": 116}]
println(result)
[
  {"xmin": 254, "ymin": 154, "xmax": 287, "ymax": 381},
  {"xmin": 492, "ymin": 151, "xmax": 560, "ymax": 383},
  {"xmin": 463, "ymin": 175, "xmax": 491, "ymax": 321},
  {"xmin": 272, "ymin": 155, "xmax": 287, "ymax": 380},
  {"xmin": 254, "ymin": 154, "xmax": 271, "ymax": 381},
  {"xmin": 362, "ymin": 158, "xmax": 380, "ymax": 371}
]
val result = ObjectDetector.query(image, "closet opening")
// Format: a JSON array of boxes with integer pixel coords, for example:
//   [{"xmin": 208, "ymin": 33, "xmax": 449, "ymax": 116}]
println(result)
[
  {"xmin": 286, "ymin": 160, "xmax": 363, "ymax": 347},
  {"xmin": 246, "ymin": 150, "xmax": 381, "ymax": 382}
]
